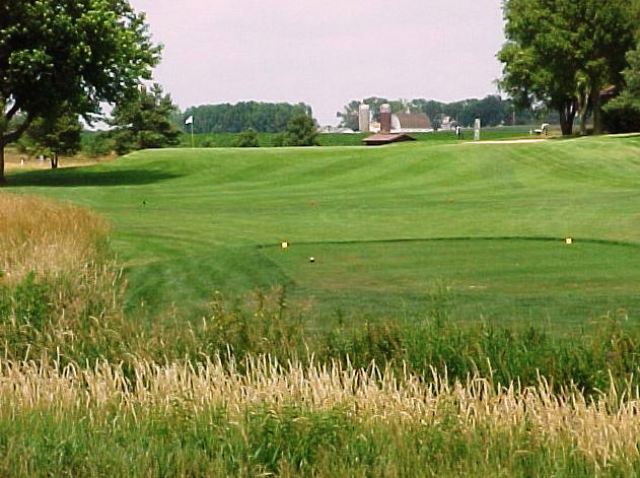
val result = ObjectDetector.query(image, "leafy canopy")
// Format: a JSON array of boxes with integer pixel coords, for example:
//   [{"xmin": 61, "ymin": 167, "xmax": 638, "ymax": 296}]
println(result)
[
  {"xmin": 110, "ymin": 84, "xmax": 181, "ymax": 156},
  {"xmin": 498, "ymin": 0, "xmax": 635, "ymax": 135},
  {"xmin": 603, "ymin": 40, "xmax": 640, "ymax": 132},
  {"xmin": 0, "ymin": 0, "xmax": 160, "ymax": 177}
]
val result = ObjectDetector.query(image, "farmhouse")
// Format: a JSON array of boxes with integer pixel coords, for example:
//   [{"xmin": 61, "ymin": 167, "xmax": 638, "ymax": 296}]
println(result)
[{"xmin": 363, "ymin": 103, "xmax": 417, "ymax": 146}]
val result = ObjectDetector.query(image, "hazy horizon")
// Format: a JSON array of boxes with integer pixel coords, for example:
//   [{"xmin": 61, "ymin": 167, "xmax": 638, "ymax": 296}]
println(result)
[{"xmin": 130, "ymin": 0, "xmax": 506, "ymax": 125}]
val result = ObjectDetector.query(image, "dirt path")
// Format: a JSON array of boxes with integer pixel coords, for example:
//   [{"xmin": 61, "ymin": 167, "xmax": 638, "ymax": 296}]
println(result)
[{"xmin": 471, "ymin": 139, "xmax": 548, "ymax": 145}]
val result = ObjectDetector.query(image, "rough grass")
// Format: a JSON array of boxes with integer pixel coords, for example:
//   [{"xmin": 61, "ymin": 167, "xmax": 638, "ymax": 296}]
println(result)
[
  {"xmin": 1, "ymin": 356, "xmax": 640, "ymax": 476},
  {"xmin": 0, "ymin": 192, "xmax": 109, "ymax": 283},
  {"xmin": 2, "ymin": 191, "xmax": 640, "ymax": 475}
]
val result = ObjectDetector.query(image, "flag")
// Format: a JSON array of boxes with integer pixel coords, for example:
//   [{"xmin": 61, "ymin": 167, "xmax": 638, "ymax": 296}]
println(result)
[{"xmin": 185, "ymin": 116, "xmax": 193, "ymax": 125}]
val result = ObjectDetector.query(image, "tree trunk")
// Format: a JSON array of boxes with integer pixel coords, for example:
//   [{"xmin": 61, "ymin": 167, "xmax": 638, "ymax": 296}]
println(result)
[
  {"xmin": 579, "ymin": 109, "xmax": 588, "ymax": 135},
  {"xmin": 0, "ymin": 141, "xmax": 5, "ymax": 185},
  {"xmin": 559, "ymin": 101, "xmax": 577, "ymax": 136},
  {"xmin": 50, "ymin": 153, "xmax": 58, "ymax": 169},
  {"xmin": 578, "ymin": 93, "xmax": 590, "ymax": 135},
  {"xmin": 591, "ymin": 90, "xmax": 603, "ymax": 134}
]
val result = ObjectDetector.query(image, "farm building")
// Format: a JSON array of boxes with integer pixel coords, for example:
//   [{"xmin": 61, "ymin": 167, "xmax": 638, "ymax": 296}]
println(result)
[
  {"xmin": 363, "ymin": 104, "xmax": 418, "ymax": 145},
  {"xmin": 392, "ymin": 112, "xmax": 432, "ymax": 132}
]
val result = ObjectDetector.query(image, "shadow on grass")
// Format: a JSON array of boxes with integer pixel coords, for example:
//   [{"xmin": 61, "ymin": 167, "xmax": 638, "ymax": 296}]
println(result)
[{"xmin": 5, "ymin": 167, "xmax": 180, "ymax": 187}]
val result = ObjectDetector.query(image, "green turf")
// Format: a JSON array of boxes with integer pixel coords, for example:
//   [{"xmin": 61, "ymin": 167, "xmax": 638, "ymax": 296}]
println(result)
[
  {"xmin": 7, "ymin": 134, "xmax": 640, "ymax": 328},
  {"xmin": 177, "ymin": 125, "xmax": 535, "ymax": 148}
]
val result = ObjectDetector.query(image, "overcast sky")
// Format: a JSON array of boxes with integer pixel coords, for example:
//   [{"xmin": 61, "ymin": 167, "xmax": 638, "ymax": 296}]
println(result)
[{"xmin": 129, "ymin": 0, "xmax": 506, "ymax": 125}]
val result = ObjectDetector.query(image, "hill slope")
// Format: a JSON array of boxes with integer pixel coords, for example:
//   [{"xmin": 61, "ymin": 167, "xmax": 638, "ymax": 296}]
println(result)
[{"xmin": 8, "ymin": 135, "xmax": 640, "ymax": 327}]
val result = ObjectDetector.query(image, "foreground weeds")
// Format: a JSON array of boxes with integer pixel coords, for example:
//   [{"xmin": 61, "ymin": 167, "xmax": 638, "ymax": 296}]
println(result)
[
  {"xmin": 3, "ymin": 191, "xmax": 640, "ymax": 475},
  {"xmin": 0, "ymin": 357, "xmax": 639, "ymax": 475}
]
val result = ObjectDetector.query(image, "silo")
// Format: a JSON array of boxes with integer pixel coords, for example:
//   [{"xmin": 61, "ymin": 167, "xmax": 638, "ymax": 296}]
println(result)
[
  {"xmin": 358, "ymin": 104, "xmax": 370, "ymax": 132},
  {"xmin": 379, "ymin": 104, "xmax": 392, "ymax": 133}
]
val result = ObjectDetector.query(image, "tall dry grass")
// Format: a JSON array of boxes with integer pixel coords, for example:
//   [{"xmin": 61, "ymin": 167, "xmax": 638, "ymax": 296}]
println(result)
[
  {"xmin": 0, "ymin": 192, "xmax": 125, "ymax": 362},
  {"xmin": 0, "ymin": 192, "xmax": 109, "ymax": 283},
  {"xmin": 1, "ymin": 356, "xmax": 639, "ymax": 469}
]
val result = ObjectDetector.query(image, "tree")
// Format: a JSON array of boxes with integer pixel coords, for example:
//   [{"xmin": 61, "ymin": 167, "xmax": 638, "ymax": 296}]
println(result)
[
  {"xmin": 0, "ymin": 0, "xmax": 160, "ymax": 181},
  {"xmin": 498, "ymin": 0, "xmax": 635, "ymax": 135},
  {"xmin": 82, "ymin": 132, "xmax": 115, "ymax": 158},
  {"xmin": 110, "ymin": 84, "xmax": 181, "ymax": 155},
  {"xmin": 603, "ymin": 40, "xmax": 640, "ymax": 132},
  {"xmin": 282, "ymin": 114, "xmax": 319, "ymax": 146},
  {"xmin": 234, "ymin": 129, "xmax": 260, "ymax": 147},
  {"xmin": 183, "ymin": 102, "xmax": 314, "ymax": 133},
  {"xmin": 19, "ymin": 108, "xmax": 81, "ymax": 168},
  {"xmin": 336, "ymin": 100, "xmax": 361, "ymax": 130}
]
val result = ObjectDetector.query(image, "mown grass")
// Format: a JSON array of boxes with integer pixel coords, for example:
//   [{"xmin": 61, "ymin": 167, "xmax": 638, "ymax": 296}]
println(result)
[
  {"xmin": 177, "ymin": 125, "xmax": 535, "ymax": 148},
  {"xmin": 1, "ymin": 194, "xmax": 640, "ymax": 394},
  {"xmin": 6, "ymin": 134, "xmax": 640, "ymax": 330}
]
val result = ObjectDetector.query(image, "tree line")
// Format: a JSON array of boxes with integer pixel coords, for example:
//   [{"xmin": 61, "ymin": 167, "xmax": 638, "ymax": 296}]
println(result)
[
  {"xmin": 182, "ymin": 102, "xmax": 314, "ymax": 134},
  {"xmin": 336, "ymin": 95, "xmax": 540, "ymax": 130},
  {"xmin": 3, "ymin": 0, "xmax": 640, "ymax": 182}
]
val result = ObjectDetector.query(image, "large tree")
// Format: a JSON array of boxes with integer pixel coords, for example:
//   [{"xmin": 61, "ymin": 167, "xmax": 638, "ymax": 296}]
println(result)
[
  {"xmin": 110, "ymin": 84, "xmax": 181, "ymax": 155},
  {"xmin": 0, "ymin": 0, "xmax": 160, "ymax": 181},
  {"xmin": 498, "ymin": 0, "xmax": 635, "ymax": 135}
]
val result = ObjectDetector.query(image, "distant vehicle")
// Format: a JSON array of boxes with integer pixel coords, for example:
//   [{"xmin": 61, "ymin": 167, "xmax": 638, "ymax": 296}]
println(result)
[{"xmin": 533, "ymin": 123, "xmax": 550, "ymax": 135}]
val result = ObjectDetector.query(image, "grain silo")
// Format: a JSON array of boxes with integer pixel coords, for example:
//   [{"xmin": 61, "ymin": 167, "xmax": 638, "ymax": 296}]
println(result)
[
  {"xmin": 379, "ymin": 103, "xmax": 392, "ymax": 134},
  {"xmin": 358, "ymin": 104, "xmax": 370, "ymax": 132}
]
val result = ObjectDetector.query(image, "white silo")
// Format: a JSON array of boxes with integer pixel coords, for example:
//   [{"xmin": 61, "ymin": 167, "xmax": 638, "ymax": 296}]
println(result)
[{"xmin": 358, "ymin": 104, "xmax": 370, "ymax": 132}]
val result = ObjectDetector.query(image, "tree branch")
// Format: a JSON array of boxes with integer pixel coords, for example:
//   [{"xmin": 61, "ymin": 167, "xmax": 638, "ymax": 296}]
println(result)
[
  {"xmin": 2, "ymin": 114, "xmax": 33, "ymax": 144},
  {"xmin": 4, "ymin": 101, "xmax": 21, "ymax": 122}
]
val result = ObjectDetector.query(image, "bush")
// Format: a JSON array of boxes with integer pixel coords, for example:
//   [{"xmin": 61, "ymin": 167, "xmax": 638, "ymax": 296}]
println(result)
[
  {"xmin": 82, "ymin": 132, "xmax": 115, "ymax": 157},
  {"xmin": 282, "ymin": 114, "xmax": 319, "ymax": 146},
  {"xmin": 234, "ymin": 128, "xmax": 260, "ymax": 147},
  {"xmin": 603, "ymin": 96, "xmax": 640, "ymax": 133}
]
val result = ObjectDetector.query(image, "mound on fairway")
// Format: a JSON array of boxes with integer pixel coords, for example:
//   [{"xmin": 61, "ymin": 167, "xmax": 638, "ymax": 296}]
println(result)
[{"xmin": 7, "ymin": 135, "xmax": 640, "ymax": 330}]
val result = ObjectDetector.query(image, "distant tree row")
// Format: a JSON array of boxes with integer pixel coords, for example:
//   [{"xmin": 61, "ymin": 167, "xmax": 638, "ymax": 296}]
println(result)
[
  {"xmin": 182, "ymin": 102, "xmax": 314, "ymax": 134},
  {"xmin": 336, "ymin": 95, "xmax": 538, "ymax": 130}
]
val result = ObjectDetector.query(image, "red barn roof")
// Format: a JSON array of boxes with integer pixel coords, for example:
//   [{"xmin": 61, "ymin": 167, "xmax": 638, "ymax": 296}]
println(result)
[{"xmin": 362, "ymin": 133, "xmax": 416, "ymax": 146}]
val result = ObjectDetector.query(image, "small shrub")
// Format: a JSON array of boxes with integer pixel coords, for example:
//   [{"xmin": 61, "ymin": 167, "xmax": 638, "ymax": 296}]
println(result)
[
  {"xmin": 282, "ymin": 114, "xmax": 319, "ymax": 146},
  {"xmin": 234, "ymin": 129, "xmax": 260, "ymax": 147},
  {"xmin": 603, "ymin": 97, "xmax": 640, "ymax": 133},
  {"xmin": 82, "ymin": 132, "xmax": 115, "ymax": 157}
]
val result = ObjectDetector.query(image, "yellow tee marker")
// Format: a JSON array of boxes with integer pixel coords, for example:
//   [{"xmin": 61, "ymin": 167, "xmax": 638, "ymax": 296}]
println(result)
[
  {"xmin": 281, "ymin": 241, "xmax": 289, "ymax": 250},
  {"xmin": 565, "ymin": 237, "xmax": 573, "ymax": 245}
]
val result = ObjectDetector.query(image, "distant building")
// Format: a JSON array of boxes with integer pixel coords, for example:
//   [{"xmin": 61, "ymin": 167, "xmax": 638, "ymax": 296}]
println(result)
[
  {"xmin": 358, "ymin": 104, "xmax": 370, "ymax": 132},
  {"xmin": 440, "ymin": 116, "xmax": 457, "ymax": 130},
  {"xmin": 392, "ymin": 112, "xmax": 432, "ymax": 133},
  {"xmin": 363, "ymin": 133, "xmax": 416, "ymax": 146},
  {"xmin": 363, "ymin": 104, "xmax": 417, "ymax": 146}
]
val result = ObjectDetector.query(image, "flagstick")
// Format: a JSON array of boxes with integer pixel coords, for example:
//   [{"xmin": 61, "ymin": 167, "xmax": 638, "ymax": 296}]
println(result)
[{"xmin": 190, "ymin": 121, "xmax": 195, "ymax": 149}]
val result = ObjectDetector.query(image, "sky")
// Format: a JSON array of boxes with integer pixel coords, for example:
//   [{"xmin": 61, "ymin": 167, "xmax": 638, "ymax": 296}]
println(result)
[{"xmin": 129, "ymin": 0, "xmax": 506, "ymax": 126}]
